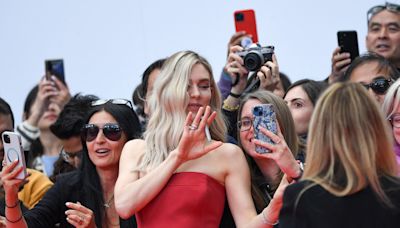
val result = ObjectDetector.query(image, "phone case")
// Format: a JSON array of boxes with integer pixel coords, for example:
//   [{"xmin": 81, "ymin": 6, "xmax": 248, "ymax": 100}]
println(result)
[
  {"xmin": 234, "ymin": 9, "xmax": 259, "ymax": 44},
  {"xmin": 2, "ymin": 131, "xmax": 27, "ymax": 179},
  {"xmin": 252, "ymin": 104, "xmax": 278, "ymax": 153},
  {"xmin": 337, "ymin": 31, "xmax": 359, "ymax": 61},
  {"xmin": 45, "ymin": 59, "xmax": 65, "ymax": 84}
]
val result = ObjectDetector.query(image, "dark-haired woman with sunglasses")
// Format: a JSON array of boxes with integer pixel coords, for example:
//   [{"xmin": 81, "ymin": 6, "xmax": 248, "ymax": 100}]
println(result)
[
  {"xmin": 1, "ymin": 99, "xmax": 141, "ymax": 228},
  {"xmin": 342, "ymin": 52, "xmax": 400, "ymax": 104}
]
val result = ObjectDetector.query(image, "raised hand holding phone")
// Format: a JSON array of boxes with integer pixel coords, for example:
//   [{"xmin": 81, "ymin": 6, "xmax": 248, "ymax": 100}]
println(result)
[
  {"xmin": 234, "ymin": 9, "xmax": 259, "ymax": 46},
  {"xmin": 1, "ymin": 132, "xmax": 27, "ymax": 180},
  {"xmin": 337, "ymin": 30, "xmax": 359, "ymax": 61}
]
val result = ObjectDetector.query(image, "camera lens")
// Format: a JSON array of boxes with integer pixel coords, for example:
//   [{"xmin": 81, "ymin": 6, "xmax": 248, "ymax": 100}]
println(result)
[
  {"xmin": 2, "ymin": 134, "xmax": 10, "ymax": 144},
  {"xmin": 244, "ymin": 52, "xmax": 263, "ymax": 71},
  {"xmin": 235, "ymin": 13, "xmax": 244, "ymax": 21}
]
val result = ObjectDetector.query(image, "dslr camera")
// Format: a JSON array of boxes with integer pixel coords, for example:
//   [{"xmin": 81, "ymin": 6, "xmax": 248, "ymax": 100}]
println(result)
[{"xmin": 236, "ymin": 45, "xmax": 274, "ymax": 71}]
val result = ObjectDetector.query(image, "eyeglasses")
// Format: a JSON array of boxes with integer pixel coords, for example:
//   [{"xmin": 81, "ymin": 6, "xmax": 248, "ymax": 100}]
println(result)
[
  {"xmin": 388, "ymin": 114, "xmax": 400, "ymax": 128},
  {"xmin": 91, "ymin": 99, "xmax": 133, "ymax": 109},
  {"xmin": 361, "ymin": 78, "xmax": 392, "ymax": 95},
  {"xmin": 81, "ymin": 123, "xmax": 123, "ymax": 142},
  {"xmin": 60, "ymin": 147, "xmax": 84, "ymax": 163},
  {"xmin": 237, "ymin": 117, "xmax": 253, "ymax": 132},
  {"xmin": 367, "ymin": 2, "xmax": 400, "ymax": 22}
]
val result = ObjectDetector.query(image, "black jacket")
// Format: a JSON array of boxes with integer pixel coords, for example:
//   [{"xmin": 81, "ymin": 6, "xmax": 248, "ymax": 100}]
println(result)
[
  {"xmin": 24, "ymin": 171, "xmax": 136, "ymax": 228},
  {"xmin": 280, "ymin": 178, "xmax": 400, "ymax": 228}
]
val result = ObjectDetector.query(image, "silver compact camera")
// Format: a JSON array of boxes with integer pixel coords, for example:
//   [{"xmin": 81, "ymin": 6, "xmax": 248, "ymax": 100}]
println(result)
[{"xmin": 236, "ymin": 45, "xmax": 274, "ymax": 71}]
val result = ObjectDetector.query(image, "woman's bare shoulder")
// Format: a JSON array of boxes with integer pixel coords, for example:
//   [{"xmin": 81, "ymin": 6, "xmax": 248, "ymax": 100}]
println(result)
[
  {"xmin": 216, "ymin": 142, "xmax": 244, "ymax": 159},
  {"xmin": 125, "ymin": 138, "xmax": 146, "ymax": 148},
  {"xmin": 219, "ymin": 142, "xmax": 242, "ymax": 152},
  {"xmin": 122, "ymin": 139, "xmax": 146, "ymax": 160}
]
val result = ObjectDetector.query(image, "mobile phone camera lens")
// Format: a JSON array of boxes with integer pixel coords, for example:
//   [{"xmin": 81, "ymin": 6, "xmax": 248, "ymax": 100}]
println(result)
[
  {"xmin": 3, "ymin": 134, "xmax": 10, "ymax": 144},
  {"xmin": 235, "ymin": 13, "xmax": 244, "ymax": 21}
]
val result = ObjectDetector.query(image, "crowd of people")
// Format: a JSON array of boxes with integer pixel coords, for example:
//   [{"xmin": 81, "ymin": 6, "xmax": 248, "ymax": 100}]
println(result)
[{"xmin": 0, "ymin": 2, "xmax": 400, "ymax": 227}]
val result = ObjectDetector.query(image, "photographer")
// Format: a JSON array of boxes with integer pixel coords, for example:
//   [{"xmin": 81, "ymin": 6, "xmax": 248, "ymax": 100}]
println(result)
[
  {"xmin": 222, "ymin": 44, "xmax": 282, "ymax": 141},
  {"xmin": 328, "ymin": 2, "xmax": 400, "ymax": 83}
]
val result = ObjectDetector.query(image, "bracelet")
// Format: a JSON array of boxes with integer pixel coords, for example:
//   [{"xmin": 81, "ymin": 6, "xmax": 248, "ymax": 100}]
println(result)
[
  {"xmin": 229, "ymin": 91, "xmax": 241, "ymax": 98},
  {"xmin": 6, "ymin": 200, "xmax": 19, "ymax": 208},
  {"xmin": 262, "ymin": 209, "xmax": 279, "ymax": 225},
  {"xmin": 5, "ymin": 214, "xmax": 23, "ymax": 223},
  {"xmin": 222, "ymin": 99, "xmax": 239, "ymax": 111},
  {"xmin": 292, "ymin": 162, "xmax": 304, "ymax": 182}
]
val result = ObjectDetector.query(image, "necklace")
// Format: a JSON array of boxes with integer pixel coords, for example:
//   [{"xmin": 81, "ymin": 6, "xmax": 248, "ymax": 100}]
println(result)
[{"xmin": 104, "ymin": 194, "xmax": 114, "ymax": 208}]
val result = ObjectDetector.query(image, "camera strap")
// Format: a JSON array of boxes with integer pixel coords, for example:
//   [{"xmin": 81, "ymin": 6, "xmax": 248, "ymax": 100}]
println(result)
[{"xmin": 242, "ymin": 72, "xmax": 260, "ymax": 95}]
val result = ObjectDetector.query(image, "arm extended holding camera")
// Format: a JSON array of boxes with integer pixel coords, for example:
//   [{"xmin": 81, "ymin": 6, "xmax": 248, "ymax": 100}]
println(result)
[{"xmin": 225, "ymin": 45, "xmax": 281, "ymax": 97}]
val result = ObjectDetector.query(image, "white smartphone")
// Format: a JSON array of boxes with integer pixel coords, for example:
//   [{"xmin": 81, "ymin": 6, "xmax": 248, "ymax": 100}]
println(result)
[{"xmin": 2, "ymin": 131, "xmax": 27, "ymax": 179}]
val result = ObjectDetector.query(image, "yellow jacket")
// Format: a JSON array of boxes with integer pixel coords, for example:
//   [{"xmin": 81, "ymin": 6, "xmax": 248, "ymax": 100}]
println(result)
[{"xmin": 18, "ymin": 168, "xmax": 53, "ymax": 209}]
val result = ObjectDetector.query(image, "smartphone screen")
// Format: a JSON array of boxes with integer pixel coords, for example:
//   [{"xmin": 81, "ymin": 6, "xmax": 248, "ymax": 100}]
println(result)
[
  {"xmin": 234, "ymin": 9, "xmax": 259, "ymax": 44},
  {"xmin": 2, "ymin": 131, "xmax": 27, "ymax": 179},
  {"xmin": 45, "ymin": 59, "xmax": 66, "ymax": 84},
  {"xmin": 337, "ymin": 31, "xmax": 359, "ymax": 61},
  {"xmin": 252, "ymin": 104, "xmax": 278, "ymax": 154}
]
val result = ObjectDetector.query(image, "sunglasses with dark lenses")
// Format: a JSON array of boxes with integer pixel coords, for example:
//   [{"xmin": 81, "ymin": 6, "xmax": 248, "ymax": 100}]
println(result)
[
  {"xmin": 367, "ymin": 2, "xmax": 400, "ymax": 22},
  {"xmin": 60, "ymin": 147, "xmax": 84, "ymax": 163},
  {"xmin": 91, "ymin": 99, "xmax": 133, "ymax": 109},
  {"xmin": 82, "ymin": 123, "xmax": 123, "ymax": 142},
  {"xmin": 361, "ymin": 78, "xmax": 392, "ymax": 95}
]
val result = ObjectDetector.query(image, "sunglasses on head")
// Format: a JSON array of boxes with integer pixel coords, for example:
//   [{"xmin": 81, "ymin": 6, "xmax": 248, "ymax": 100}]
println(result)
[
  {"xmin": 91, "ymin": 99, "xmax": 133, "ymax": 109},
  {"xmin": 81, "ymin": 123, "xmax": 123, "ymax": 142},
  {"xmin": 361, "ymin": 78, "xmax": 392, "ymax": 95},
  {"xmin": 367, "ymin": 2, "xmax": 400, "ymax": 22}
]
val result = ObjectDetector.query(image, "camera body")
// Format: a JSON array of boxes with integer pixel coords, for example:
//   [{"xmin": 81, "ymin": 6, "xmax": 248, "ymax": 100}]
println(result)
[{"xmin": 237, "ymin": 45, "xmax": 274, "ymax": 71}]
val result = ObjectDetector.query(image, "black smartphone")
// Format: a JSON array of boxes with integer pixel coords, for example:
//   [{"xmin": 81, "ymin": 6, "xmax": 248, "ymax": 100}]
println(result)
[
  {"xmin": 337, "ymin": 31, "xmax": 359, "ymax": 61},
  {"xmin": 45, "ymin": 59, "xmax": 65, "ymax": 84}
]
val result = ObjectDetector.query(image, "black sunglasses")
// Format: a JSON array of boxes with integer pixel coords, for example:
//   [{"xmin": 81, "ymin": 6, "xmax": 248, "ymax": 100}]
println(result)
[
  {"xmin": 367, "ymin": 2, "xmax": 400, "ymax": 22},
  {"xmin": 60, "ymin": 147, "xmax": 84, "ymax": 163},
  {"xmin": 81, "ymin": 123, "xmax": 123, "ymax": 142},
  {"xmin": 361, "ymin": 78, "xmax": 392, "ymax": 95}
]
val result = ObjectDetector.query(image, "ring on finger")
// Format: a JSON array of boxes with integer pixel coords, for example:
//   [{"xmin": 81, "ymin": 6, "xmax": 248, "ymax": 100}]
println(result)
[{"xmin": 189, "ymin": 124, "xmax": 198, "ymax": 130}]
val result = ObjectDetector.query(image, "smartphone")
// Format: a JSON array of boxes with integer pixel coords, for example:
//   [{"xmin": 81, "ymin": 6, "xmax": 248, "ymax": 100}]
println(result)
[
  {"xmin": 1, "ymin": 131, "xmax": 27, "ymax": 179},
  {"xmin": 252, "ymin": 104, "xmax": 278, "ymax": 154},
  {"xmin": 337, "ymin": 31, "xmax": 359, "ymax": 61},
  {"xmin": 45, "ymin": 59, "xmax": 66, "ymax": 84},
  {"xmin": 234, "ymin": 9, "xmax": 259, "ymax": 44}
]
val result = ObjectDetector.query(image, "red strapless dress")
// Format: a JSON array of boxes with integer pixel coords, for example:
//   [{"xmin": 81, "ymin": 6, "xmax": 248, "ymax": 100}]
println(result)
[{"xmin": 136, "ymin": 172, "xmax": 226, "ymax": 228}]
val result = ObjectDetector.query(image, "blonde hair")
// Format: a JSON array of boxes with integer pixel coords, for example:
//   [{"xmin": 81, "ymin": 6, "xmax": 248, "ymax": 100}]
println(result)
[
  {"xmin": 304, "ymin": 82, "xmax": 398, "ymax": 206},
  {"xmin": 139, "ymin": 50, "xmax": 227, "ymax": 170},
  {"xmin": 382, "ymin": 79, "xmax": 400, "ymax": 120}
]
